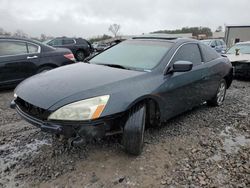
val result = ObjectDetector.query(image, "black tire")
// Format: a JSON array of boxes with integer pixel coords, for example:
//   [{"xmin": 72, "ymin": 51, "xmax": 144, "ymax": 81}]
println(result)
[
  {"xmin": 122, "ymin": 104, "xmax": 146, "ymax": 155},
  {"xmin": 37, "ymin": 66, "xmax": 53, "ymax": 73},
  {"xmin": 207, "ymin": 79, "xmax": 227, "ymax": 106},
  {"xmin": 75, "ymin": 50, "xmax": 85, "ymax": 61}
]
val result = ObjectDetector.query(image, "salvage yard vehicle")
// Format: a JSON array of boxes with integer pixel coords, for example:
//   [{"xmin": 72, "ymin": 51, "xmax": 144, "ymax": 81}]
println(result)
[
  {"xmin": 94, "ymin": 43, "xmax": 110, "ymax": 52},
  {"xmin": 226, "ymin": 41, "xmax": 250, "ymax": 78},
  {"xmin": 11, "ymin": 36, "xmax": 233, "ymax": 155},
  {"xmin": 201, "ymin": 39, "xmax": 227, "ymax": 54},
  {"xmin": 0, "ymin": 37, "xmax": 76, "ymax": 88},
  {"xmin": 46, "ymin": 37, "xmax": 94, "ymax": 61}
]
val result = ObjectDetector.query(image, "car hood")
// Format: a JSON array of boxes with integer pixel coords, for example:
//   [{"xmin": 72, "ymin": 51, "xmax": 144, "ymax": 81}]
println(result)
[
  {"xmin": 226, "ymin": 54, "xmax": 250, "ymax": 63},
  {"xmin": 15, "ymin": 63, "xmax": 145, "ymax": 110}
]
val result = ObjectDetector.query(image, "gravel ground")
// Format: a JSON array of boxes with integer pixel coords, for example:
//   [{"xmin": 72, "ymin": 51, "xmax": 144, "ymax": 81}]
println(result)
[{"xmin": 0, "ymin": 80, "xmax": 249, "ymax": 188}]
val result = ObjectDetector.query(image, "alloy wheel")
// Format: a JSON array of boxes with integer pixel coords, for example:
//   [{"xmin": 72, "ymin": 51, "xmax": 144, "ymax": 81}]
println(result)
[{"xmin": 216, "ymin": 82, "xmax": 226, "ymax": 105}]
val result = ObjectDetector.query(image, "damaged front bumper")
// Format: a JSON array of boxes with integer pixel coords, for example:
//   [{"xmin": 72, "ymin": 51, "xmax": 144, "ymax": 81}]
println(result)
[
  {"xmin": 232, "ymin": 62, "xmax": 250, "ymax": 78},
  {"xmin": 11, "ymin": 100, "xmax": 123, "ymax": 139}
]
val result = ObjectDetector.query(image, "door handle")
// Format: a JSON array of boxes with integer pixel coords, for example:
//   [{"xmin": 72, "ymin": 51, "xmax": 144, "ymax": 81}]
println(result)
[{"xmin": 27, "ymin": 55, "xmax": 38, "ymax": 59}]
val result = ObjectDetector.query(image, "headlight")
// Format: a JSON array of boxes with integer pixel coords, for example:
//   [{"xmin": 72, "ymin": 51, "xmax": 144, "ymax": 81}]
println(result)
[
  {"xmin": 14, "ymin": 93, "xmax": 18, "ymax": 98},
  {"xmin": 48, "ymin": 95, "xmax": 109, "ymax": 121}
]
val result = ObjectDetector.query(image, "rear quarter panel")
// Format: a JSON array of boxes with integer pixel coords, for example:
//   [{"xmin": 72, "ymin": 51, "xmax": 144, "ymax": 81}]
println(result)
[
  {"xmin": 39, "ymin": 49, "xmax": 75, "ymax": 68},
  {"xmin": 204, "ymin": 57, "xmax": 232, "ymax": 97}
]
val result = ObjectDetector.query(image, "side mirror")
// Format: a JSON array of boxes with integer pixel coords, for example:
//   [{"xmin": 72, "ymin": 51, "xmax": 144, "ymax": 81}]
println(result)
[
  {"xmin": 211, "ymin": 45, "xmax": 215, "ymax": 48},
  {"xmin": 170, "ymin": 61, "xmax": 193, "ymax": 73}
]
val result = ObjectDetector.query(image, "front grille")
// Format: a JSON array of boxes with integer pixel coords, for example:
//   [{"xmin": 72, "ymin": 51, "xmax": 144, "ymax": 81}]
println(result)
[{"xmin": 15, "ymin": 97, "xmax": 50, "ymax": 120}]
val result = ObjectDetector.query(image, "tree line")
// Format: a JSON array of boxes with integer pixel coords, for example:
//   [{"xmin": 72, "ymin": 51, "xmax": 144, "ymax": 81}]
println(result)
[
  {"xmin": 0, "ymin": 25, "xmax": 222, "ymax": 43},
  {"xmin": 152, "ymin": 26, "xmax": 215, "ymax": 37},
  {"xmin": 0, "ymin": 24, "xmax": 119, "ymax": 43},
  {"xmin": 0, "ymin": 27, "xmax": 54, "ymax": 42}
]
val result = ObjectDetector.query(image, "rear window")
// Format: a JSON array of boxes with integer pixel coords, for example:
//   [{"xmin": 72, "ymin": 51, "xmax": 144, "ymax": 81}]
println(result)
[
  {"xmin": 0, "ymin": 41, "xmax": 27, "ymax": 56},
  {"xmin": 200, "ymin": 43, "xmax": 220, "ymax": 62},
  {"xmin": 90, "ymin": 40, "xmax": 173, "ymax": 70},
  {"xmin": 219, "ymin": 40, "xmax": 225, "ymax": 45},
  {"xmin": 63, "ymin": 39, "xmax": 75, "ymax": 45}
]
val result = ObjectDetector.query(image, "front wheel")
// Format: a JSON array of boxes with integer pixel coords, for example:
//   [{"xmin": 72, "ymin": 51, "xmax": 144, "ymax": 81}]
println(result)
[
  {"xmin": 207, "ymin": 79, "xmax": 227, "ymax": 106},
  {"xmin": 122, "ymin": 104, "xmax": 146, "ymax": 155}
]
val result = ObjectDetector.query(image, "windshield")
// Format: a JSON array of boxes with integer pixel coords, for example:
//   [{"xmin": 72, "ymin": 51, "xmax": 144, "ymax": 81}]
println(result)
[
  {"xmin": 201, "ymin": 40, "xmax": 211, "ymax": 45},
  {"xmin": 227, "ymin": 44, "xmax": 250, "ymax": 54},
  {"xmin": 89, "ymin": 40, "xmax": 173, "ymax": 71}
]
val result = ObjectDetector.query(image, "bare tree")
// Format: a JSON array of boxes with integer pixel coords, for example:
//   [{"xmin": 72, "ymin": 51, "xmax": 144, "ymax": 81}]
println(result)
[
  {"xmin": 108, "ymin": 24, "xmax": 121, "ymax": 37},
  {"xmin": 13, "ymin": 29, "xmax": 28, "ymax": 38},
  {"xmin": 40, "ymin": 33, "xmax": 47, "ymax": 42}
]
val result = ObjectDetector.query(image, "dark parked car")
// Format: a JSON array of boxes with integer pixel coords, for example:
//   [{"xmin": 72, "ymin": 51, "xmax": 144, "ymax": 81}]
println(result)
[
  {"xmin": 201, "ymin": 39, "xmax": 227, "ymax": 54},
  {"xmin": 226, "ymin": 41, "xmax": 250, "ymax": 78},
  {"xmin": 0, "ymin": 37, "xmax": 76, "ymax": 88},
  {"xmin": 47, "ymin": 37, "xmax": 93, "ymax": 61},
  {"xmin": 11, "ymin": 36, "xmax": 233, "ymax": 155}
]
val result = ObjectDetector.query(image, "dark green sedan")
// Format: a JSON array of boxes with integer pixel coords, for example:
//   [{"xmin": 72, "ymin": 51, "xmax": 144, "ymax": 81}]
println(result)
[{"xmin": 11, "ymin": 35, "xmax": 233, "ymax": 155}]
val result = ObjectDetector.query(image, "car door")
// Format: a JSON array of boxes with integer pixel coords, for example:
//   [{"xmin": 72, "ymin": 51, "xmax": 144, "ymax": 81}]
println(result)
[
  {"xmin": 161, "ymin": 43, "xmax": 205, "ymax": 119},
  {"xmin": 199, "ymin": 43, "xmax": 223, "ymax": 100},
  {"xmin": 0, "ymin": 40, "xmax": 40, "ymax": 85}
]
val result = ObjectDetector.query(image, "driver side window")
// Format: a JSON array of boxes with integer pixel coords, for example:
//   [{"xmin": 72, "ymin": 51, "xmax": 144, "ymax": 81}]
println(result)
[
  {"xmin": 0, "ymin": 41, "xmax": 27, "ymax": 56},
  {"xmin": 171, "ymin": 43, "xmax": 202, "ymax": 67}
]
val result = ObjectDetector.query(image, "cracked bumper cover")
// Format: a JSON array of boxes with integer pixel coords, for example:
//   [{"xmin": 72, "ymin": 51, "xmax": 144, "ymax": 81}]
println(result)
[{"xmin": 11, "ymin": 100, "xmax": 123, "ymax": 138}]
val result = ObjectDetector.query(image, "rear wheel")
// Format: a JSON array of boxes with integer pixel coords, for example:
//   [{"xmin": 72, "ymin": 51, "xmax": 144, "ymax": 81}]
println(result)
[
  {"xmin": 207, "ymin": 79, "xmax": 227, "ymax": 106},
  {"xmin": 37, "ymin": 66, "xmax": 53, "ymax": 73},
  {"xmin": 75, "ymin": 50, "xmax": 85, "ymax": 61},
  {"xmin": 122, "ymin": 104, "xmax": 146, "ymax": 155}
]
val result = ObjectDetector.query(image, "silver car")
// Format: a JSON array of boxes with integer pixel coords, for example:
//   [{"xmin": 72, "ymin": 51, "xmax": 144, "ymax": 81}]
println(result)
[{"xmin": 201, "ymin": 39, "xmax": 227, "ymax": 54}]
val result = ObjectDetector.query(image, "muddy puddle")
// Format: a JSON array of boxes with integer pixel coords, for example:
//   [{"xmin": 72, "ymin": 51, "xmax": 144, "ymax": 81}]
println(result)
[
  {"xmin": 0, "ymin": 138, "xmax": 50, "ymax": 187},
  {"xmin": 208, "ymin": 126, "xmax": 250, "ymax": 162},
  {"xmin": 220, "ymin": 126, "xmax": 250, "ymax": 154}
]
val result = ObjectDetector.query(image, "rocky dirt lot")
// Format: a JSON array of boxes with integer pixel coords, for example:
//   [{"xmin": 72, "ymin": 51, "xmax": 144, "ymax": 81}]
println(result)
[{"xmin": 0, "ymin": 80, "xmax": 249, "ymax": 188}]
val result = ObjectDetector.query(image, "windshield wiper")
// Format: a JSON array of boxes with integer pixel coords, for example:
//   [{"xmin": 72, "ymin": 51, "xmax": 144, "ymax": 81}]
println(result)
[
  {"xmin": 94, "ymin": 63, "xmax": 147, "ymax": 72},
  {"xmin": 98, "ymin": 63, "xmax": 131, "ymax": 70}
]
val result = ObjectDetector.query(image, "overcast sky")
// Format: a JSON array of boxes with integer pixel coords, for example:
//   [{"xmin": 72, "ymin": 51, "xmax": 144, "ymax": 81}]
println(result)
[{"xmin": 0, "ymin": 0, "xmax": 249, "ymax": 38}]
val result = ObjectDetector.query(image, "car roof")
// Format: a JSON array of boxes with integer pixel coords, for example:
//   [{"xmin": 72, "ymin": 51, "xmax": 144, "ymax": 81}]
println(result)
[
  {"xmin": 131, "ymin": 34, "xmax": 197, "ymax": 44},
  {"xmin": 201, "ymin": 39, "xmax": 223, "ymax": 42}
]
